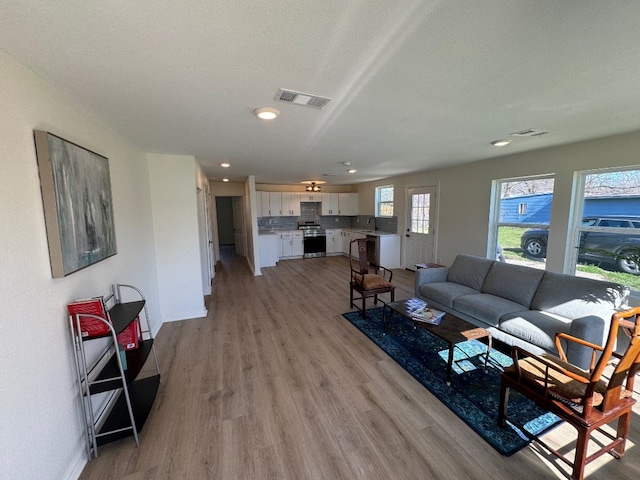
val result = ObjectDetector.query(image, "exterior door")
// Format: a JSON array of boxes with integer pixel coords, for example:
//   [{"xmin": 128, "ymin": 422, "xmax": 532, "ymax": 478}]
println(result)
[
  {"xmin": 232, "ymin": 196, "xmax": 246, "ymax": 257},
  {"xmin": 404, "ymin": 186, "xmax": 438, "ymax": 268}
]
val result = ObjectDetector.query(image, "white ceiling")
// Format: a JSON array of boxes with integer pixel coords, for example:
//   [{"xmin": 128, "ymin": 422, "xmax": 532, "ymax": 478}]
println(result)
[{"xmin": 2, "ymin": 1, "xmax": 640, "ymax": 185}]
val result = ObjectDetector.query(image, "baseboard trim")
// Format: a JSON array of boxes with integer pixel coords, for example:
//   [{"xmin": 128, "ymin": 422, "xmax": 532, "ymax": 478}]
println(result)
[
  {"xmin": 161, "ymin": 309, "xmax": 208, "ymax": 322},
  {"xmin": 63, "ymin": 444, "xmax": 87, "ymax": 480}
]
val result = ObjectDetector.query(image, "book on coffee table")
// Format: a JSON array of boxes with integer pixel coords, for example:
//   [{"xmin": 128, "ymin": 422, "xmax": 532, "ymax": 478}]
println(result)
[{"xmin": 411, "ymin": 306, "xmax": 445, "ymax": 325}]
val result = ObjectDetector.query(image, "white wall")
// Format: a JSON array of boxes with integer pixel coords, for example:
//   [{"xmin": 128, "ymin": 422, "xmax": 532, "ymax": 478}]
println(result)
[
  {"xmin": 148, "ymin": 154, "xmax": 207, "ymax": 321},
  {"xmin": 245, "ymin": 175, "xmax": 260, "ymax": 275},
  {"xmin": 355, "ymin": 130, "xmax": 640, "ymax": 271},
  {"xmin": 0, "ymin": 49, "xmax": 160, "ymax": 479}
]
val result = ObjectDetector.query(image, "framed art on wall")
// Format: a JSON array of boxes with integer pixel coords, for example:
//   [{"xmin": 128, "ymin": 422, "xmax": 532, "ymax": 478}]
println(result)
[{"xmin": 34, "ymin": 130, "xmax": 117, "ymax": 277}]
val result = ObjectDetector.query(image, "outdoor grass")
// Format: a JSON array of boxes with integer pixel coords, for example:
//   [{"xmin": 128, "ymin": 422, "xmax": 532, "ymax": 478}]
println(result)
[{"xmin": 497, "ymin": 227, "xmax": 640, "ymax": 291}]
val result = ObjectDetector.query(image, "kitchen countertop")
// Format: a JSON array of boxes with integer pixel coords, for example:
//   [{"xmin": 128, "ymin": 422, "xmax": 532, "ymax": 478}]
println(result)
[{"xmin": 258, "ymin": 228, "xmax": 397, "ymax": 236}]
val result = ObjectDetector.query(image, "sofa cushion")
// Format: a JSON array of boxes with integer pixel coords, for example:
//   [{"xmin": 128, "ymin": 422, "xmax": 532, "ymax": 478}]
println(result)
[
  {"xmin": 531, "ymin": 272, "xmax": 628, "ymax": 318},
  {"xmin": 481, "ymin": 262, "xmax": 545, "ymax": 308},
  {"xmin": 499, "ymin": 310, "xmax": 572, "ymax": 352},
  {"xmin": 419, "ymin": 282, "xmax": 480, "ymax": 308},
  {"xmin": 446, "ymin": 255, "xmax": 494, "ymax": 291},
  {"xmin": 453, "ymin": 293, "xmax": 525, "ymax": 327}
]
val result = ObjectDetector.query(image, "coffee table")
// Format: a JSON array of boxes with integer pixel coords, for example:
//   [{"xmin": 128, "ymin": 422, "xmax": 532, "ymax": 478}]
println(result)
[{"xmin": 383, "ymin": 297, "xmax": 492, "ymax": 385}]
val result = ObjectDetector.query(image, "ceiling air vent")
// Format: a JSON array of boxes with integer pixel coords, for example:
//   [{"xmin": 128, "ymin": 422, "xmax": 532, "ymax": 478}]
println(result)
[
  {"xmin": 274, "ymin": 89, "xmax": 331, "ymax": 109},
  {"xmin": 511, "ymin": 128, "xmax": 549, "ymax": 137}
]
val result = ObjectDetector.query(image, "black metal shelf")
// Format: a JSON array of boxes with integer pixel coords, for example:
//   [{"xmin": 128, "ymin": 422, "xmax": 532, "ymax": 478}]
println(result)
[
  {"xmin": 96, "ymin": 375, "xmax": 161, "ymax": 446},
  {"xmin": 70, "ymin": 285, "xmax": 161, "ymax": 458},
  {"xmin": 89, "ymin": 339, "xmax": 156, "ymax": 394}
]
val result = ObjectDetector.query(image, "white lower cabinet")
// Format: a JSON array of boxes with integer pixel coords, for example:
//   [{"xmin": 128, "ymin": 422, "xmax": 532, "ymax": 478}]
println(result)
[
  {"xmin": 326, "ymin": 229, "xmax": 341, "ymax": 255},
  {"xmin": 259, "ymin": 234, "xmax": 279, "ymax": 267},
  {"xmin": 292, "ymin": 231, "xmax": 304, "ymax": 257},
  {"xmin": 341, "ymin": 230, "xmax": 366, "ymax": 256},
  {"xmin": 280, "ymin": 231, "xmax": 303, "ymax": 259}
]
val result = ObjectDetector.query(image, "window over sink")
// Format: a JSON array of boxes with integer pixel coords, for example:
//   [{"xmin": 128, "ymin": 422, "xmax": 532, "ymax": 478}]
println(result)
[{"xmin": 375, "ymin": 185, "xmax": 394, "ymax": 217}]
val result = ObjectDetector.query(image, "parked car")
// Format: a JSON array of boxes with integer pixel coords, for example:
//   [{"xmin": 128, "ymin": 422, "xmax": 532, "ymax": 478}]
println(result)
[{"xmin": 519, "ymin": 216, "xmax": 640, "ymax": 275}]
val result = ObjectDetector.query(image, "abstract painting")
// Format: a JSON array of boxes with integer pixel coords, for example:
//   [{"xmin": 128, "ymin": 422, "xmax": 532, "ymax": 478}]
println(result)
[{"xmin": 34, "ymin": 130, "xmax": 117, "ymax": 277}]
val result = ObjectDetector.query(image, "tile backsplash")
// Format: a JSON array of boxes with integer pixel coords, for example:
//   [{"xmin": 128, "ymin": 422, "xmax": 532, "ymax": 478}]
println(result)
[{"xmin": 258, "ymin": 202, "xmax": 397, "ymax": 234}]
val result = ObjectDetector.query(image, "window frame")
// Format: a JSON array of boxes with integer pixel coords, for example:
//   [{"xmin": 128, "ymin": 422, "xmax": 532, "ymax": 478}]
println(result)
[
  {"xmin": 566, "ymin": 166, "xmax": 640, "ymax": 278},
  {"xmin": 488, "ymin": 174, "xmax": 555, "ymax": 261},
  {"xmin": 375, "ymin": 185, "xmax": 394, "ymax": 217}
]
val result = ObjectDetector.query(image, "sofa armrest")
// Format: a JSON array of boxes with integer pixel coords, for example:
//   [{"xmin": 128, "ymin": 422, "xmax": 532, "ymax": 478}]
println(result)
[{"xmin": 414, "ymin": 267, "xmax": 449, "ymax": 297}]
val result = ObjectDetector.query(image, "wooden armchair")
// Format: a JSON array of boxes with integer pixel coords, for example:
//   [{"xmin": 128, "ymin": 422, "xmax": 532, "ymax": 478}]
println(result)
[
  {"xmin": 498, "ymin": 306, "xmax": 640, "ymax": 480},
  {"xmin": 349, "ymin": 238, "xmax": 395, "ymax": 318}
]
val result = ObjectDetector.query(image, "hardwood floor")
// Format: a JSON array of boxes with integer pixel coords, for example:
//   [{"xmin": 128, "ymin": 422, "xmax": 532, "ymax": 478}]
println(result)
[{"xmin": 80, "ymin": 248, "xmax": 640, "ymax": 479}]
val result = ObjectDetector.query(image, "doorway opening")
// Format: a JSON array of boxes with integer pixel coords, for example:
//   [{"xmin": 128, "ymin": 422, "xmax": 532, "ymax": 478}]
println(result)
[{"xmin": 215, "ymin": 196, "xmax": 246, "ymax": 258}]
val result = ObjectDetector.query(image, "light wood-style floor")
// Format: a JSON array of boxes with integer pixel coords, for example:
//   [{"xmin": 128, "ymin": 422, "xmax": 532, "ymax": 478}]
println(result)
[{"xmin": 80, "ymin": 248, "xmax": 640, "ymax": 479}]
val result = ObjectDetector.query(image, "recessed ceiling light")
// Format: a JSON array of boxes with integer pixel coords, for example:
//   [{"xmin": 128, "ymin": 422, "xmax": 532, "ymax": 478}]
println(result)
[
  {"xmin": 254, "ymin": 107, "xmax": 279, "ymax": 120},
  {"xmin": 348, "ymin": 169, "xmax": 357, "ymax": 174},
  {"xmin": 220, "ymin": 162, "xmax": 230, "ymax": 168},
  {"xmin": 222, "ymin": 178, "xmax": 230, "ymax": 182},
  {"xmin": 491, "ymin": 139, "xmax": 511, "ymax": 147}
]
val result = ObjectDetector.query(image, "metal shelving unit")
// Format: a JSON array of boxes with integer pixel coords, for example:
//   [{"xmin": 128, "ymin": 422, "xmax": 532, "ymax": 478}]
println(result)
[{"xmin": 69, "ymin": 284, "xmax": 161, "ymax": 459}]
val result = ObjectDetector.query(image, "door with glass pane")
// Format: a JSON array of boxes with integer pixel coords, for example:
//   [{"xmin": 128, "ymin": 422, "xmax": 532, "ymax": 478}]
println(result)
[{"xmin": 405, "ymin": 186, "xmax": 437, "ymax": 268}]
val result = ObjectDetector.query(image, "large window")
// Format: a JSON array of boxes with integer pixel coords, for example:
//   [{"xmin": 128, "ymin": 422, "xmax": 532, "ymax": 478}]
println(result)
[
  {"xmin": 490, "ymin": 176, "xmax": 555, "ymax": 268},
  {"xmin": 569, "ymin": 168, "xmax": 640, "ymax": 290},
  {"xmin": 375, "ymin": 185, "xmax": 394, "ymax": 217}
]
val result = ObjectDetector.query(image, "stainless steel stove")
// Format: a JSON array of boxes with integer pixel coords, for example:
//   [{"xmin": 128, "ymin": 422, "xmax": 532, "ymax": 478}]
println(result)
[{"xmin": 298, "ymin": 221, "xmax": 326, "ymax": 258}]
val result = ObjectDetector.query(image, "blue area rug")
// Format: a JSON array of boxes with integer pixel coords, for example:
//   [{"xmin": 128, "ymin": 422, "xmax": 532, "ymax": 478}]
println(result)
[{"xmin": 342, "ymin": 307, "xmax": 561, "ymax": 456}]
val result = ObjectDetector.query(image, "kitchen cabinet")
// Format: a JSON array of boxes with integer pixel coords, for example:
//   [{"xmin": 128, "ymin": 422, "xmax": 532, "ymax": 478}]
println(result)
[
  {"xmin": 338, "ymin": 193, "xmax": 358, "ymax": 216},
  {"xmin": 322, "ymin": 192, "xmax": 358, "ymax": 216},
  {"xmin": 258, "ymin": 192, "xmax": 283, "ymax": 216},
  {"xmin": 321, "ymin": 193, "xmax": 340, "ymax": 215},
  {"xmin": 341, "ymin": 230, "xmax": 366, "ymax": 256},
  {"xmin": 259, "ymin": 234, "xmax": 279, "ymax": 267},
  {"xmin": 326, "ymin": 229, "xmax": 341, "ymax": 255},
  {"xmin": 256, "ymin": 191, "xmax": 262, "ymax": 216},
  {"xmin": 281, "ymin": 192, "xmax": 301, "ymax": 216},
  {"xmin": 292, "ymin": 231, "xmax": 304, "ymax": 256},
  {"xmin": 280, "ymin": 230, "xmax": 303, "ymax": 258},
  {"xmin": 259, "ymin": 192, "xmax": 270, "ymax": 216},
  {"xmin": 301, "ymin": 193, "xmax": 322, "ymax": 202},
  {"xmin": 269, "ymin": 192, "xmax": 282, "ymax": 216}
]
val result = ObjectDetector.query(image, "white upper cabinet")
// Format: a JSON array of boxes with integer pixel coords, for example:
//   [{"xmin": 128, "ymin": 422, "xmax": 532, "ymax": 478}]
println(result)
[
  {"xmin": 301, "ymin": 193, "xmax": 322, "ymax": 202},
  {"xmin": 259, "ymin": 192, "xmax": 283, "ymax": 216},
  {"xmin": 338, "ymin": 193, "xmax": 358, "ymax": 216},
  {"xmin": 322, "ymin": 192, "xmax": 358, "ymax": 215},
  {"xmin": 321, "ymin": 193, "xmax": 340, "ymax": 215},
  {"xmin": 281, "ymin": 192, "xmax": 301, "ymax": 216},
  {"xmin": 269, "ymin": 192, "xmax": 282, "ymax": 216}
]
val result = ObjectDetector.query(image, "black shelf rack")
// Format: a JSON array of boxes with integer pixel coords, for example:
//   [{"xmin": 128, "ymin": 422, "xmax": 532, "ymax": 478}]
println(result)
[{"xmin": 69, "ymin": 285, "xmax": 161, "ymax": 459}]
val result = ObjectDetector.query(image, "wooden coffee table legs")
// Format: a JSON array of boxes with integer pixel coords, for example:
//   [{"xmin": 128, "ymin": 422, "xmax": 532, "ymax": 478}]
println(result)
[{"xmin": 444, "ymin": 333, "xmax": 492, "ymax": 385}]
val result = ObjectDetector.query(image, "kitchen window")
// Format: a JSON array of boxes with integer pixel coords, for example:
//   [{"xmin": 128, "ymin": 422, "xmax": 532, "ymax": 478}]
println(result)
[{"xmin": 376, "ymin": 185, "xmax": 394, "ymax": 217}]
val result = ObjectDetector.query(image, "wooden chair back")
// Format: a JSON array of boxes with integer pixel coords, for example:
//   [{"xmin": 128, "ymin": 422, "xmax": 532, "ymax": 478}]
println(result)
[{"xmin": 498, "ymin": 306, "xmax": 640, "ymax": 480}]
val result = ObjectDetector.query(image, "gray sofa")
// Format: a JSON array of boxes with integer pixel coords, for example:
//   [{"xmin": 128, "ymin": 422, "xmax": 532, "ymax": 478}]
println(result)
[{"xmin": 414, "ymin": 254, "xmax": 629, "ymax": 369}]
